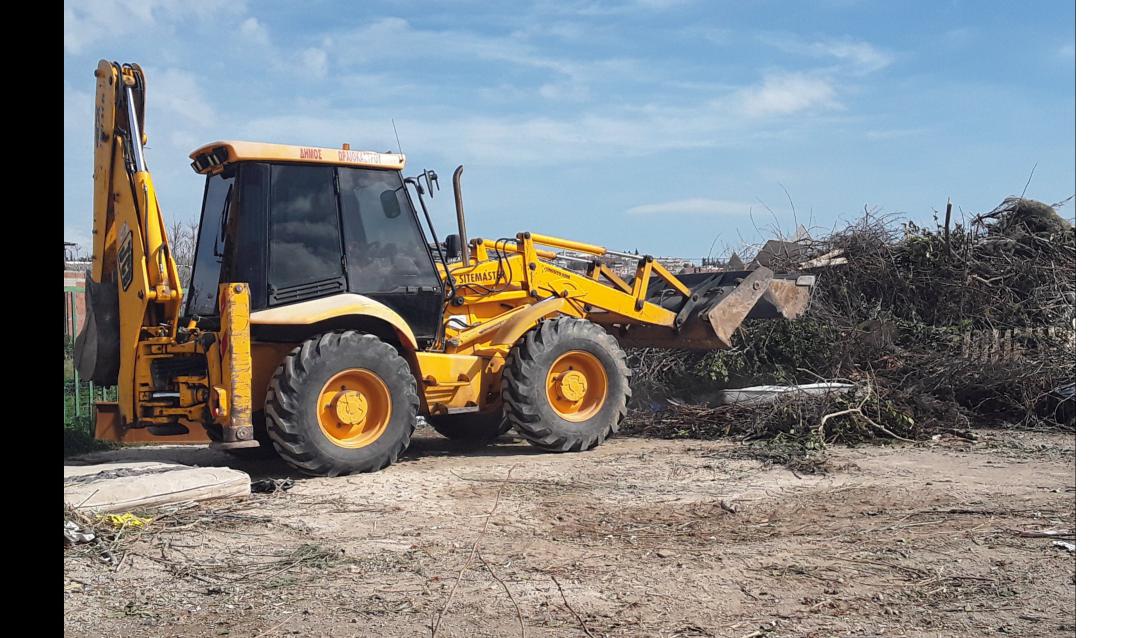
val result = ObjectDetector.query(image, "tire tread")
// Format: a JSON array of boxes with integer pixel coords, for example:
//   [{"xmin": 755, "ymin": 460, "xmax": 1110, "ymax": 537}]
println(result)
[
  {"xmin": 265, "ymin": 331, "xmax": 417, "ymax": 476},
  {"xmin": 503, "ymin": 318, "xmax": 631, "ymax": 452}
]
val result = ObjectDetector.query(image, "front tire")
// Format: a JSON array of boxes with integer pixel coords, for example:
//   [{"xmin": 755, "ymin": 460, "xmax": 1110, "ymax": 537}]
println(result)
[
  {"xmin": 265, "ymin": 331, "xmax": 417, "ymax": 476},
  {"xmin": 503, "ymin": 318, "xmax": 631, "ymax": 452}
]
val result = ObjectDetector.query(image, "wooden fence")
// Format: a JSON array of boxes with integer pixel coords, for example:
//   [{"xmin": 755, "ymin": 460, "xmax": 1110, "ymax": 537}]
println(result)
[{"xmin": 956, "ymin": 325, "xmax": 1075, "ymax": 363}]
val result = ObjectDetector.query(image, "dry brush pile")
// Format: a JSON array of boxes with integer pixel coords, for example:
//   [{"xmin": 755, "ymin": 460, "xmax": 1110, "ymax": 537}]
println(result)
[{"xmin": 625, "ymin": 197, "xmax": 1076, "ymax": 467}]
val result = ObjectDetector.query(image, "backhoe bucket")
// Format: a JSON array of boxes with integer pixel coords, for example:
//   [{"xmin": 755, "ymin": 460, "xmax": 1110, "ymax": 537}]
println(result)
[
  {"xmin": 74, "ymin": 271, "xmax": 120, "ymax": 387},
  {"xmin": 610, "ymin": 267, "xmax": 812, "ymax": 350}
]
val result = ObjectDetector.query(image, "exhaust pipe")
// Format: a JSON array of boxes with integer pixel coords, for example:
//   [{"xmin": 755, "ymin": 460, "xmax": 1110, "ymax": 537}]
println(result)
[{"xmin": 452, "ymin": 166, "xmax": 470, "ymax": 266}]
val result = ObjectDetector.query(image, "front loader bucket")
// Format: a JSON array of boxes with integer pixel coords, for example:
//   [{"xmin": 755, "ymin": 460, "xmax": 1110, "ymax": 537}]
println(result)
[
  {"xmin": 612, "ymin": 266, "xmax": 810, "ymax": 350},
  {"xmin": 684, "ymin": 266, "xmax": 775, "ymax": 349}
]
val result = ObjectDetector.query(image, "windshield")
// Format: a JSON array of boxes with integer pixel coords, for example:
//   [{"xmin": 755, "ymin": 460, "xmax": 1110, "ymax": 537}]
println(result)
[{"xmin": 185, "ymin": 172, "xmax": 234, "ymax": 317}]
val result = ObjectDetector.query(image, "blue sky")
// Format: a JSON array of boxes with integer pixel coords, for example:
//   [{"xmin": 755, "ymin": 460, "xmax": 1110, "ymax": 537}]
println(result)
[{"xmin": 64, "ymin": 0, "xmax": 1075, "ymax": 258}]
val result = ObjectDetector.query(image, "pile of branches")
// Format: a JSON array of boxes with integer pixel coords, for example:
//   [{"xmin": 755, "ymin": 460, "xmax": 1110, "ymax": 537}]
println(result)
[
  {"xmin": 64, "ymin": 501, "xmax": 273, "ymax": 569},
  {"xmin": 626, "ymin": 196, "xmax": 1075, "ymax": 455},
  {"xmin": 636, "ymin": 385, "xmax": 926, "ymax": 473},
  {"xmin": 792, "ymin": 196, "xmax": 1074, "ymax": 329}
]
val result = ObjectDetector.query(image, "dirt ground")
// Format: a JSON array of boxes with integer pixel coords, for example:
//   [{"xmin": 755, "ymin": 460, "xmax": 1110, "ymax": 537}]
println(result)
[{"xmin": 64, "ymin": 428, "xmax": 1075, "ymax": 638}]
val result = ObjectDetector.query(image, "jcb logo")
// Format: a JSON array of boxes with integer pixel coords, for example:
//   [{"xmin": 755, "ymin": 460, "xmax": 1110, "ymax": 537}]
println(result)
[
  {"xmin": 117, "ymin": 230, "xmax": 134, "ymax": 291},
  {"xmin": 94, "ymin": 104, "xmax": 103, "ymax": 147}
]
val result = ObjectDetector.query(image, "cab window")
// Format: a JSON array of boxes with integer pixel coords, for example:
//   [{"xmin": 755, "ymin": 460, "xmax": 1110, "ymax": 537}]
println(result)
[
  {"xmin": 267, "ymin": 165, "xmax": 345, "ymax": 299},
  {"xmin": 185, "ymin": 172, "xmax": 233, "ymax": 316},
  {"xmin": 339, "ymin": 168, "xmax": 440, "ymax": 293}
]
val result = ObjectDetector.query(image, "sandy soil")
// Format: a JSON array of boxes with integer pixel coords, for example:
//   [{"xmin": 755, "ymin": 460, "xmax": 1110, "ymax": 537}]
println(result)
[{"xmin": 64, "ymin": 428, "xmax": 1075, "ymax": 637}]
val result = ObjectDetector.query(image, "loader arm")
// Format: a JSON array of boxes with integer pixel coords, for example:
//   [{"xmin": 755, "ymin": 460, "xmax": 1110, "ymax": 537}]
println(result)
[{"xmin": 438, "ymin": 231, "xmax": 804, "ymax": 354}]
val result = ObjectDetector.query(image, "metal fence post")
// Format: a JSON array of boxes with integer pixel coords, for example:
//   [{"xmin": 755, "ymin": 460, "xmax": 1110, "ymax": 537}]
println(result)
[{"xmin": 70, "ymin": 291, "xmax": 79, "ymax": 419}]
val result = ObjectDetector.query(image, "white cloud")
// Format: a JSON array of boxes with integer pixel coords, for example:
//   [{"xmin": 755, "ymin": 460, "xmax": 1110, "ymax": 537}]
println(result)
[
  {"xmin": 866, "ymin": 127, "xmax": 928, "ymax": 141},
  {"xmin": 61, "ymin": 12, "xmax": 858, "ymax": 176},
  {"xmin": 239, "ymin": 17, "xmax": 270, "ymax": 47},
  {"xmin": 537, "ymin": 0, "xmax": 691, "ymax": 16},
  {"xmin": 63, "ymin": 0, "xmax": 240, "ymax": 55},
  {"xmin": 328, "ymin": 17, "xmax": 618, "ymax": 82},
  {"xmin": 538, "ymin": 81, "xmax": 589, "ymax": 101},
  {"xmin": 298, "ymin": 48, "xmax": 329, "ymax": 78},
  {"xmin": 726, "ymin": 73, "xmax": 838, "ymax": 118},
  {"xmin": 168, "ymin": 130, "xmax": 202, "ymax": 152},
  {"xmin": 942, "ymin": 27, "xmax": 977, "ymax": 47},
  {"xmin": 476, "ymin": 83, "xmax": 535, "ymax": 103},
  {"xmin": 633, "ymin": 0, "xmax": 691, "ymax": 9},
  {"xmin": 146, "ymin": 67, "xmax": 217, "ymax": 129},
  {"xmin": 627, "ymin": 198, "xmax": 753, "ymax": 215},
  {"xmin": 63, "ymin": 82, "xmax": 91, "ymax": 132},
  {"xmin": 510, "ymin": 21, "xmax": 590, "ymax": 42},
  {"xmin": 756, "ymin": 32, "xmax": 893, "ymax": 74},
  {"xmin": 238, "ymin": 68, "xmax": 840, "ymax": 167},
  {"xmin": 815, "ymin": 40, "xmax": 893, "ymax": 73},
  {"xmin": 61, "ymin": 10, "xmax": 870, "ymax": 213}
]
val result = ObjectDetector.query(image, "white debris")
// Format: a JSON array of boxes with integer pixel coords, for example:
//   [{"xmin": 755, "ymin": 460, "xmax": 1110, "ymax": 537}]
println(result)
[{"xmin": 717, "ymin": 382, "xmax": 855, "ymax": 406}]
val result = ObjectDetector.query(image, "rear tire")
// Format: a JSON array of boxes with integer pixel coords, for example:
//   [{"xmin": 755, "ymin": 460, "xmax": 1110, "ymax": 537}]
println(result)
[
  {"xmin": 428, "ymin": 410, "xmax": 511, "ymax": 443},
  {"xmin": 503, "ymin": 318, "xmax": 631, "ymax": 452},
  {"xmin": 265, "ymin": 331, "xmax": 417, "ymax": 476}
]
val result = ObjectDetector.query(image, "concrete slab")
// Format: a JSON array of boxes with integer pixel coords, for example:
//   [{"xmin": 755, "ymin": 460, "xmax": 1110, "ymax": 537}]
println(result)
[{"xmin": 64, "ymin": 461, "xmax": 250, "ymax": 513}]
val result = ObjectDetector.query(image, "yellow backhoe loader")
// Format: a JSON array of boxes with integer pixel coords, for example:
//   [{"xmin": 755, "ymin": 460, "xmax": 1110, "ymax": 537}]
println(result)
[{"xmin": 75, "ymin": 60, "xmax": 812, "ymax": 476}]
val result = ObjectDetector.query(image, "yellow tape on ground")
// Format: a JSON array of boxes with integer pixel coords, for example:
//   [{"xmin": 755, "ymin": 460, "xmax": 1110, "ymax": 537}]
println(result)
[{"xmin": 100, "ymin": 512, "xmax": 153, "ymax": 528}]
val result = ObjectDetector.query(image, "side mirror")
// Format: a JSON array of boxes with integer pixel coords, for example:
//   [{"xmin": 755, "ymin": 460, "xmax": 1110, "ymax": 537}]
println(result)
[
  {"xmin": 444, "ymin": 234, "xmax": 462, "ymax": 262},
  {"xmin": 415, "ymin": 169, "xmax": 440, "ymax": 198}
]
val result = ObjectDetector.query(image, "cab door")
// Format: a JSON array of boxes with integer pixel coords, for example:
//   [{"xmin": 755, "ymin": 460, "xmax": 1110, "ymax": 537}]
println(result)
[{"xmin": 338, "ymin": 167, "xmax": 444, "ymax": 344}]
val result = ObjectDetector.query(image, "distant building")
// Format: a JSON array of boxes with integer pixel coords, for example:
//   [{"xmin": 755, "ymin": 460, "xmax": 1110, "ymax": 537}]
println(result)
[
  {"xmin": 64, "ymin": 239, "xmax": 93, "ymax": 337},
  {"xmin": 551, "ymin": 251, "xmax": 592, "ymax": 273},
  {"xmin": 64, "ymin": 268, "xmax": 87, "ymax": 338}
]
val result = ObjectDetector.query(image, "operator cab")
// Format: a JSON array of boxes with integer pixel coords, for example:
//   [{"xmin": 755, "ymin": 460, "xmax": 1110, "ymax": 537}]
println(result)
[{"xmin": 184, "ymin": 141, "xmax": 445, "ymax": 342}]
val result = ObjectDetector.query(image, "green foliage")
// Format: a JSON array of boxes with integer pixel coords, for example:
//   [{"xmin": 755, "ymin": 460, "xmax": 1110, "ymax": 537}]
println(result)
[
  {"xmin": 629, "ymin": 320, "xmax": 846, "ymax": 401},
  {"xmin": 64, "ymin": 335, "xmax": 118, "ymax": 458},
  {"xmin": 64, "ymin": 416, "xmax": 116, "ymax": 457}
]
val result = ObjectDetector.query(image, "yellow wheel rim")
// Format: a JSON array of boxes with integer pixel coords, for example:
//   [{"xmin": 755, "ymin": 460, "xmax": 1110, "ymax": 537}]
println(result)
[
  {"xmin": 317, "ymin": 368, "xmax": 391, "ymax": 448},
  {"xmin": 546, "ymin": 350, "xmax": 608, "ymax": 422}
]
